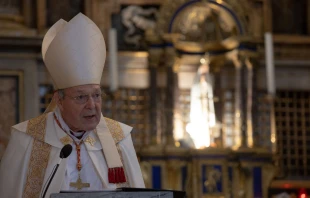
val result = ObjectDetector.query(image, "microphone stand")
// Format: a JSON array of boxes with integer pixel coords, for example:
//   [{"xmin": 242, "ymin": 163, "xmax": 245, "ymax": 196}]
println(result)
[{"xmin": 42, "ymin": 158, "xmax": 62, "ymax": 198}]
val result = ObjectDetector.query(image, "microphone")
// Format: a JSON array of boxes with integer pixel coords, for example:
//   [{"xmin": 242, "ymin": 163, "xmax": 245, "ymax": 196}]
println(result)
[
  {"xmin": 42, "ymin": 144, "xmax": 72, "ymax": 198},
  {"xmin": 59, "ymin": 144, "xmax": 73, "ymax": 159}
]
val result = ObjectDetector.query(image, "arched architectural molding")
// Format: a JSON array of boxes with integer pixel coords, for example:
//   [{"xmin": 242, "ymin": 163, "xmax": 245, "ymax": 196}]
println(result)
[{"xmin": 155, "ymin": 0, "xmax": 256, "ymax": 40}]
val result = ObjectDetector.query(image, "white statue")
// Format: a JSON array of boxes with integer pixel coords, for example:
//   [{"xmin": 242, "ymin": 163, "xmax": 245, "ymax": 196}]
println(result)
[{"xmin": 186, "ymin": 58, "xmax": 219, "ymax": 148}]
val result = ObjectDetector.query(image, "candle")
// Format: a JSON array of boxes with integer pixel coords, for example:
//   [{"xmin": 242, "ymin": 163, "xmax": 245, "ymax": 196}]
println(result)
[
  {"xmin": 108, "ymin": 28, "xmax": 119, "ymax": 92},
  {"xmin": 264, "ymin": 32, "xmax": 275, "ymax": 96}
]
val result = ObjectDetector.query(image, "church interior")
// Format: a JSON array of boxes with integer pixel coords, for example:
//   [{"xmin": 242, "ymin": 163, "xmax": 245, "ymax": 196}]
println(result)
[{"xmin": 0, "ymin": 0, "xmax": 310, "ymax": 197}]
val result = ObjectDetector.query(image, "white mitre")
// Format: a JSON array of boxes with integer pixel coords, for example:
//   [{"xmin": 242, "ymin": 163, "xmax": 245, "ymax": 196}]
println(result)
[{"xmin": 42, "ymin": 13, "xmax": 106, "ymax": 89}]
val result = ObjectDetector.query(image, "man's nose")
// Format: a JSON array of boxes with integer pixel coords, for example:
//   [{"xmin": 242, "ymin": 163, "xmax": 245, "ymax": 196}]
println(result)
[{"xmin": 85, "ymin": 96, "xmax": 96, "ymax": 108}]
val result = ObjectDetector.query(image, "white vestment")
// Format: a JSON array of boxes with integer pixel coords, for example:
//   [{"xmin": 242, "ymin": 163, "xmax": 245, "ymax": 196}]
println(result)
[{"xmin": 0, "ymin": 111, "xmax": 145, "ymax": 198}]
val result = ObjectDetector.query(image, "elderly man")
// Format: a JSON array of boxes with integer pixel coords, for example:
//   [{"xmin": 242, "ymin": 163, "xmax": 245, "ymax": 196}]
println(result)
[{"xmin": 0, "ymin": 13, "xmax": 144, "ymax": 197}]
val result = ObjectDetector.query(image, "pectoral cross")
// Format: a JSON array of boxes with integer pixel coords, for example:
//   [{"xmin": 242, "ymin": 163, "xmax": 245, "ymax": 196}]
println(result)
[
  {"xmin": 70, "ymin": 176, "xmax": 90, "ymax": 190},
  {"xmin": 69, "ymin": 141, "xmax": 90, "ymax": 189}
]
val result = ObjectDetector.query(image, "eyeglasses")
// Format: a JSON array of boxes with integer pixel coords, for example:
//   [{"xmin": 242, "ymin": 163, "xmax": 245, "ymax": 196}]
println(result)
[{"xmin": 66, "ymin": 93, "xmax": 103, "ymax": 104}]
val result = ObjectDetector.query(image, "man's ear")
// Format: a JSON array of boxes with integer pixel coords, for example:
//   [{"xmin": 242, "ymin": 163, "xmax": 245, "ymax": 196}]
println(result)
[{"xmin": 54, "ymin": 92, "xmax": 64, "ymax": 111}]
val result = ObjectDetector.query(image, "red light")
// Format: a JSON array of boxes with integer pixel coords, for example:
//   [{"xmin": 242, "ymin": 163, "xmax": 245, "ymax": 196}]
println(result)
[
  {"xmin": 283, "ymin": 183, "xmax": 291, "ymax": 188},
  {"xmin": 299, "ymin": 188, "xmax": 306, "ymax": 198}
]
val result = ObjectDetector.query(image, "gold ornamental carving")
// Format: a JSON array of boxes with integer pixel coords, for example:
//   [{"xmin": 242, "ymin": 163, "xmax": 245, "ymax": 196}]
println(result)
[
  {"xmin": 148, "ymin": 48, "xmax": 164, "ymax": 68},
  {"xmin": 60, "ymin": 135, "xmax": 72, "ymax": 145},
  {"xmin": 155, "ymin": 0, "xmax": 254, "ymax": 37}
]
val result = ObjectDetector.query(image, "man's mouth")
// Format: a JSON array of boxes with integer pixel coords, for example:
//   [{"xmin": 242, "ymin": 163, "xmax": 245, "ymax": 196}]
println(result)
[{"xmin": 84, "ymin": 115, "xmax": 95, "ymax": 119}]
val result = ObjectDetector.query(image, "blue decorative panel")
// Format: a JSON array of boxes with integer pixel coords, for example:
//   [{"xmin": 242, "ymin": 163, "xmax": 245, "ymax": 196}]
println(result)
[
  {"xmin": 202, "ymin": 165, "xmax": 207, "ymax": 193},
  {"xmin": 228, "ymin": 166, "xmax": 233, "ymax": 182},
  {"xmin": 202, "ymin": 164, "xmax": 223, "ymax": 194},
  {"xmin": 152, "ymin": 166, "xmax": 161, "ymax": 189},
  {"xmin": 253, "ymin": 167, "xmax": 262, "ymax": 198},
  {"xmin": 228, "ymin": 166, "xmax": 233, "ymax": 198},
  {"xmin": 181, "ymin": 166, "xmax": 187, "ymax": 190},
  {"xmin": 214, "ymin": 165, "xmax": 222, "ymax": 192}
]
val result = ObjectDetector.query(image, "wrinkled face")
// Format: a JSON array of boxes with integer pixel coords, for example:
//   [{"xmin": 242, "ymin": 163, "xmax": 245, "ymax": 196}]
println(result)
[{"xmin": 56, "ymin": 84, "xmax": 102, "ymax": 131}]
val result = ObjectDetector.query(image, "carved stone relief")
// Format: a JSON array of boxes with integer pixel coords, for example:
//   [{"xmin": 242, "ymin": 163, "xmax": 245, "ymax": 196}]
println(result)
[{"xmin": 113, "ymin": 4, "xmax": 160, "ymax": 50}]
